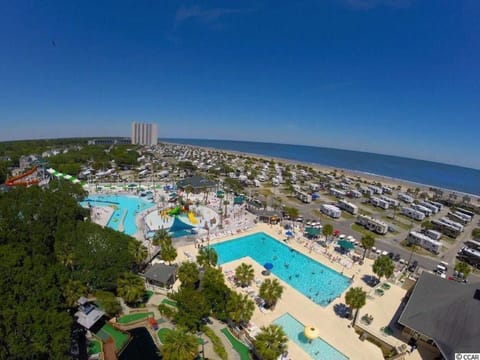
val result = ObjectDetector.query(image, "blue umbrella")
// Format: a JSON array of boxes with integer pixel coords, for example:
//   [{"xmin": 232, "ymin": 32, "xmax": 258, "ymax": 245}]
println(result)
[
  {"xmin": 285, "ymin": 231, "xmax": 294, "ymax": 237},
  {"xmin": 264, "ymin": 262, "xmax": 274, "ymax": 270}
]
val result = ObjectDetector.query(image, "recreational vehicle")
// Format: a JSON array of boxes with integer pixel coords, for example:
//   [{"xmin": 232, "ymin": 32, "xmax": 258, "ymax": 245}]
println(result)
[
  {"xmin": 321, "ymin": 204, "xmax": 341, "ymax": 218},
  {"xmin": 456, "ymin": 207, "xmax": 475, "ymax": 219},
  {"xmin": 412, "ymin": 204, "xmax": 432, "ymax": 217},
  {"xmin": 355, "ymin": 214, "xmax": 388, "ymax": 235},
  {"xmin": 431, "ymin": 219, "xmax": 462, "ymax": 238},
  {"xmin": 380, "ymin": 195, "xmax": 399, "ymax": 207},
  {"xmin": 382, "ymin": 186, "xmax": 393, "ymax": 194},
  {"xmin": 309, "ymin": 183, "xmax": 320, "ymax": 192},
  {"xmin": 464, "ymin": 239, "xmax": 480, "ymax": 251},
  {"xmin": 425, "ymin": 229, "xmax": 442, "ymax": 241},
  {"xmin": 295, "ymin": 190, "xmax": 312, "ymax": 204},
  {"xmin": 458, "ymin": 247, "xmax": 480, "ymax": 268},
  {"xmin": 407, "ymin": 231, "xmax": 441, "ymax": 254},
  {"xmin": 338, "ymin": 200, "xmax": 358, "ymax": 215},
  {"xmin": 348, "ymin": 190, "xmax": 362, "ymax": 198},
  {"xmin": 426, "ymin": 200, "xmax": 443, "ymax": 211},
  {"xmin": 401, "ymin": 207, "xmax": 425, "ymax": 221},
  {"xmin": 398, "ymin": 192, "xmax": 414, "ymax": 204},
  {"xmin": 329, "ymin": 188, "xmax": 346, "ymax": 199},
  {"xmin": 158, "ymin": 170, "xmax": 170, "ymax": 178},
  {"xmin": 419, "ymin": 201, "xmax": 439, "ymax": 214},
  {"xmin": 360, "ymin": 187, "xmax": 374, "ymax": 196},
  {"xmin": 370, "ymin": 197, "xmax": 390, "ymax": 210},
  {"xmin": 447, "ymin": 212, "xmax": 470, "ymax": 225},
  {"xmin": 440, "ymin": 217, "xmax": 464, "ymax": 232},
  {"xmin": 367, "ymin": 185, "xmax": 383, "ymax": 194},
  {"xmin": 453, "ymin": 211, "xmax": 472, "ymax": 223},
  {"xmin": 272, "ymin": 177, "xmax": 280, "ymax": 187}
]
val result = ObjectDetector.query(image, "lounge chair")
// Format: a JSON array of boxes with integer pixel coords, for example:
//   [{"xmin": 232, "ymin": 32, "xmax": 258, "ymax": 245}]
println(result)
[{"xmin": 381, "ymin": 283, "xmax": 391, "ymax": 290}]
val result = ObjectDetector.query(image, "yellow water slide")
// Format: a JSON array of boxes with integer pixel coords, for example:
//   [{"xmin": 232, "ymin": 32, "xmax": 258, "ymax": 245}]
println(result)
[{"xmin": 188, "ymin": 212, "xmax": 198, "ymax": 224}]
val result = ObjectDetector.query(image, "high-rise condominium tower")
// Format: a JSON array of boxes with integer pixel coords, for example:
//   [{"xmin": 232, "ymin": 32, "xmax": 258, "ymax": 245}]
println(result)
[{"xmin": 131, "ymin": 122, "xmax": 158, "ymax": 145}]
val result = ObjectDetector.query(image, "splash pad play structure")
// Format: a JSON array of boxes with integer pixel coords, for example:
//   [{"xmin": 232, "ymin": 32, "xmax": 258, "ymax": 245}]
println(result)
[{"xmin": 144, "ymin": 204, "xmax": 219, "ymax": 238}]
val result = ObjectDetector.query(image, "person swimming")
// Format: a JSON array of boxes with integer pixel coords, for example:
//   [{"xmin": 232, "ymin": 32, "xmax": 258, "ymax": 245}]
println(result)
[{"xmin": 284, "ymin": 263, "xmax": 289, "ymax": 268}]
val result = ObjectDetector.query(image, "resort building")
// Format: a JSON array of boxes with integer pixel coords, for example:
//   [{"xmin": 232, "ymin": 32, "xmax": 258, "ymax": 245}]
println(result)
[
  {"xmin": 406, "ymin": 231, "xmax": 441, "ymax": 254},
  {"xmin": 355, "ymin": 214, "xmax": 388, "ymax": 235},
  {"xmin": 131, "ymin": 122, "xmax": 158, "ymax": 146},
  {"xmin": 144, "ymin": 263, "xmax": 177, "ymax": 289},
  {"xmin": 88, "ymin": 137, "xmax": 131, "ymax": 145},
  {"xmin": 398, "ymin": 272, "xmax": 480, "ymax": 359},
  {"xmin": 176, "ymin": 175, "xmax": 217, "ymax": 193},
  {"xmin": 74, "ymin": 297, "xmax": 105, "ymax": 330}
]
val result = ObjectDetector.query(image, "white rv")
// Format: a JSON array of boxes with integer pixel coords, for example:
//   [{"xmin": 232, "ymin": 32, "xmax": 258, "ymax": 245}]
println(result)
[
  {"xmin": 401, "ymin": 207, "xmax": 426, "ymax": 221},
  {"xmin": 440, "ymin": 217, "xmax": 464, "ymax": 232},
  {"xmin": 329, "ymin": 188, "xmax": 346, "ymax": 199},
  {"xmin": 398, "ymin": 192, "xmax": 414, "ymax": 204},
  {"xmin": 419, "ymin": 201, "xmax": 439, "ymax": 214},
  {"xmin": 370, "ymin": 197, "xmax": 390, "ymax": 210},
  {"xmin": 412, "ymin": 204, "xmax": 432, "ymax": 217},
  {"xmin": 348, "ymin": 190, "xmax": 362, "ymax": 198},
  {"xmin": 368, "ymin": 185, "xmax": 383, "ymax": 195},
  {"xmin": 431, "ymin": 219, "xmax": 462, "ymax": 238},
  {"xmin": 295, "ymin": 190, "xmax": 312, "ymax": 204},
  {"xmin": 380, "ymin": 195, "xmax": 399, "ymax": 207},
  {"xmin": 407, "ymin": 231, "xmax": 441, "ymax": 254},
  {"xmin": 425, "ymin": 229, "xmax": 442, "ymax": 241},
  {"xmin": 338, "ymin": 200, "xmax": 358, "ymax": 215},
  {"xmin": 321, "ymin": 204, "xmax": 341, "ymax": 218},
  {"xmin": 355, "ymin": 214, "xmax": 388, "ymax": 235},
  {"xmin": 426, "ymin": 200, "xmax": 443, "ymax": 211}
]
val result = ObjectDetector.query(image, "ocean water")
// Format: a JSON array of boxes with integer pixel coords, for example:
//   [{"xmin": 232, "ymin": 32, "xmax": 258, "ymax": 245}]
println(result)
[
  {"xmin": 161, "ymin": 138, "xmax": 480, "ymax": 196},
  {"xmin": 211, "ymin": 232, "xmax": 351, "ymax": 307}
]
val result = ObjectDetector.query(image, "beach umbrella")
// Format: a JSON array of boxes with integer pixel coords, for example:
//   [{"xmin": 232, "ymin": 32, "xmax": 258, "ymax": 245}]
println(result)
[
  {"xmin": 285, "ymin": 230, "xmax": 294, "ymax": 237},
  {"xmin": 304, "ymin": 325, "xmax": 320, "ymax": 343},
  {"xmin": 264, "ymin": 262, "xmax": 274, "ymax": 270},
  {"xmin": 338, "ymin": 240, "xmax": 355, "ymax": 251}
]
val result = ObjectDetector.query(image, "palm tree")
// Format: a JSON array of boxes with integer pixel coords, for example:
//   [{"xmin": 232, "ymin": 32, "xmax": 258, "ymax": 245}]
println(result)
[
  {"xmin": 64, "ymin": 279, "xmax": 87, "ymax": 308},
  {"xmin": 117, "ymin": 272, "xmax": 145, "ymax": 304},
  {"xmin": 259, "ymin": 278, "xmax": 284, "ymax": 309},
  {"xmin": 360, "ymin": 234, "xmax": 375, "ymax": 260},
  {"xmin": 160, "ymin": 328, "xmax": 198, "ymax": 360},
  {"xmin": 345, "ymin": 287, "xmax": 367, "ymax": 326},
  {"xmin": 227, "ymin": 292, "xmax": 255, "ymax": 326},
  {"xmin": 153, "ymin": 227, "xmax": 171, "ymax": 246},
  {"xmin": 322, "ymin": 223, "xmax": 334, "ymax": 242},
  {"xmin": 235, "ymin": 262, "xmax": 255, "ymax": 287},
  {"xmin": 196, "ymin": 247, "xmax": 218, "ymax": 268},
  {"xmin": 253, "ymin": 324, "xmax": 288, "ymax": 360},
  {"xmin": 178, "ymin": 261, "xmax": 200, "ymax": 288},
  {"xmin": 372, "ymin": 255, "xmax": 395, "ymax": 282},
  {"xmin": 128, "ymin": 239, "xmax": 148, "ymax": 269},
  {"xmin": 159, "ymin": 236, "xmax": 178, "ymax": 265}
]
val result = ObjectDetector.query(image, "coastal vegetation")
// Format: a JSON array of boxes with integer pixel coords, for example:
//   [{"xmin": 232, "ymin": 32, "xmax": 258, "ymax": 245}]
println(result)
[
  {"xmin": 0, "ymin": 182, "xmax": 140, "ymax": 359},
  {"xmin": 345, "ymin": 287, "xmax": 367, "ymax": 326},
  {"xmin": 360, "ymin": 234, "xmax": 376, "ymax": 260},
  {"xmin": 160, "ymin": 328, "xmax": 199, "ymax": 360},
  {"xmin": 372, "ymin": 256, "xmax": 395, "ymax": 281},
  {"xmin": 253, "ymin": 324, "xmax": 288, "ymax": 360},
  {"xmin": 259, "ymin": 278, "xmax": 284, "ymax": 309},
  {"xmin": 235, "ymin": 262, "xmax": 255, "ymax": 287}
]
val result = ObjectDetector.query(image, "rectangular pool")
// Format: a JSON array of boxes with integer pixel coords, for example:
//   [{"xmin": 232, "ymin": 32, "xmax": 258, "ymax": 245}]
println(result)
[
  {"xmin": 273, "ymin": 313, "xmax": 348, "ymax": 360},
  {"xmin": 211, "ymin": 232, "xmax": 350, "ymax": 306}
]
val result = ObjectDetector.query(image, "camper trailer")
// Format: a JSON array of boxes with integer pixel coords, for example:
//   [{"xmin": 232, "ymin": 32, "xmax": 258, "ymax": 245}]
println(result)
[
  {"xmin": 295, "ymin": 190, "xmax": 312, "ymax": 204},
  {"xmin": 431, "ymin": 219, "xmax": 462, "ymax": 238},
  {"xmin": 447, "ymin": 212, "xmax": 470, "ymax": 225},
  {"xmin": 321, "ymin": 204, "xmax": 341, "ymax": 219},
  {"xmin": 329, "ymin": 188, "xmax": 346, "ymax": 199},
  {"xmin": 355, "ymin": 214, "xmax": 388, "ymax": 235},
  {"xmin": 440, "ymin": 217, "xmax": 464, "ymax": 232},
  {"xmin": 398, "ymin": 192, "xmax": 414, "ymax": 204},
  {"xmin": 426, "ymin": 200, "xmax": 443, "ymax": 211},
  {"xmin": 401, "ymin": 207, "xmax": 426, "ymax": 221},
  {"xmin": 412, "ymin": 204, "xmax": 432, "ymax": 217},
  {"xmin": 425, "ymin": 229, "xmax": 442, "ymax": 241},
  {"xmin": 456, "ymin": 207, "xmax": 475, "ymax": 219},
  {"xmin": 380, "ymin": 195, "xmax": 399, "ymax": 207},
  {"xmin": 370, "ymin": 197, "xmax": 390, "ymax": 210},
  {"xmin": 348, "ymin": 190, "xmax": 362, "ymax": 198},
  {"xmin": 368, "ymin": 185, "xmax": 383, "ymax": 195},
  {"xmin": 419, "ymin": 201, "xmax": 439, "ymax": 214},
  {"xmin": 338, "ymin": 200, "xmax": 358, "ymax": 215},
  {"xmin": 407, "ymin": 231, "xmax": 441, "ymax": 254},
  {"xmin": 360, "ymin": 187, "xmax": 374, "ymax": 196}
]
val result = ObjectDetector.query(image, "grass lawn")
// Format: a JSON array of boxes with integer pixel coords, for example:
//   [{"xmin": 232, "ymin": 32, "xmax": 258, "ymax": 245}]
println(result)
[
  {"xmin": 358, "ymin": 207, "xmax": 373, "ymax": 216},
  {"xmin": 161, "ymin": 298, "xmax": 178, "ymax": 308},
  {"xmin": 87, "ymin": 339, "xmax": 102, "ymax": 355},
  {"xmin": 380, "ymin": 216, "xmax": 411, "ymax": 230},
  {"xmin": 351, "ymin": 223, "xmax": 373, "ymax": 236},
  {"xmin": 221, "ymin": 328, "xmax": 250, "ymax": 360},
  {"xmin": 117, "ymin": 312, "xmax": 154, "ymax": 324},
  {"xmin": 99, "ymin": 323, "xmax": 129, "ymax": 351}
]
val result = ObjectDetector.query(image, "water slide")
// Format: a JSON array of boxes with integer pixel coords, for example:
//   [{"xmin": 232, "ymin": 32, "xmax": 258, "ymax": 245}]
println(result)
[
  {"xmin": 188, "ymin": 212, "xmax": 198, "ymax": 224},
  {"xmin": 5, "ymin": 167, "xmax": 39, "ymax": 186}
]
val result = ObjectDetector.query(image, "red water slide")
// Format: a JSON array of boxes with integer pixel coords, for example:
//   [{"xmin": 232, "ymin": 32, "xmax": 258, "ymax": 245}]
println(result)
[{"xmin": 5, "ymin": 166, "xmax": 40, "ymax": 186}]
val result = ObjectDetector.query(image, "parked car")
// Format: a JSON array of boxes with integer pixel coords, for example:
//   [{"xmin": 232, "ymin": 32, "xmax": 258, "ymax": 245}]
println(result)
[{"xmin": 408, "ymin": 260, "xmax": 418, "ymax": 272}]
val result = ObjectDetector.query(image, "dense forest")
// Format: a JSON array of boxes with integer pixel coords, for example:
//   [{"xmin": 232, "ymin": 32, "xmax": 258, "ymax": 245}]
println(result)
[{"xmin": 0, "ymin": 182, "xmax": 140, "ymax": 359}]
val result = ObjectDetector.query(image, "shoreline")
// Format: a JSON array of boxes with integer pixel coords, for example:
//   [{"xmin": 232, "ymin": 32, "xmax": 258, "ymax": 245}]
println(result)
[{"xmin": 161, "ymin": 140, "xmax": 480, "ymax": 200}]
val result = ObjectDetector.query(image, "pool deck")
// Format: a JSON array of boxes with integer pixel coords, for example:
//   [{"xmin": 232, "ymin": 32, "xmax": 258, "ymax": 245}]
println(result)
[{"xmin": 175, "ymin": 223, "xmax": 422, "ymax": 360}]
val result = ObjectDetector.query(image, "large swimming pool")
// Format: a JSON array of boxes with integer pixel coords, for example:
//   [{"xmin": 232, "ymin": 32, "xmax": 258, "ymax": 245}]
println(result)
[
  {"xmin": 212, "ymin": 232, "xmax": 350, "ymax": 306},
  {"xmin": 274, "ymin": 313, "xmax": 348, "ymax": 360},
  {"xmin": 81, "ymin": 194, "xmax": 154, "ymax": 236}
]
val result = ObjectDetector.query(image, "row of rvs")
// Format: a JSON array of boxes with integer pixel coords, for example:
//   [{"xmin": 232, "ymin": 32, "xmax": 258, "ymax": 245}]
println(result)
[{"xmin": 431, "ymin": 218, "xmax": 464, "ymax": 238}]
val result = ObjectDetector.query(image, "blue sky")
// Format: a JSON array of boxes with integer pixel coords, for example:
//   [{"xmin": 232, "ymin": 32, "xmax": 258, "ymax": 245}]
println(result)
[{"xmin": 0, "ymin": 0, "xmax": 479, "ymax": 168}]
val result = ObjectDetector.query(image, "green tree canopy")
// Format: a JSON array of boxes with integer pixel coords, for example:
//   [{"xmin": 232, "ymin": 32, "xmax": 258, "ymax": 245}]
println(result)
[
  {"xmin": 259, "ymin": 278, "xmax": 284, "ymax": 309},
  {"xmin": 226, "ymin": 292, "xmax": 255, "ymax": 326},
  {"xmin": 161, "ymin": 328, "xmax": 199, "ymax": 360},
  {"xmin": 360, "ymin": 234, "xmax": 375, "ymax": 260},
  {"xmin": 178, "ymin": 261, "xmax": 200, "ymax": 289},
  {"xmin": 173, "ymin": 287, "xmax": 209, "ymax": 331},
  {"xmin": 253, "ymin": 325, "xmax": 288, "ymax": 360},
  {"xmin": 345, "ymin": 287, "xmax": 367, "ymax": 326},
  {"xmin": 95, "ymin": 290, "xmax": 122, "ymax": 317},
  {"xmin": 235, "ymin": 262, "xmax": 255, "ymax": 288},
  {"xmin": 201, "ymin": 267, "xmax": 231, "ymax": 320},
  {"xmin": 117, "ymin": 272, "xmax": 146, "ymax": 305},
  {"xmin": 159, "ymin": 236, "xmax": 178, "ymax": 265},
  {"xmin": 322, "ymin": 223, "xmax": 334, "ymax": 240},
  {"xmin": 372, "ymin": 255, "xmax": 395, "ymax": 281},
  {"xmin": 196, "ymin": 247, "xmax": 218, "ymax": 268}
]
